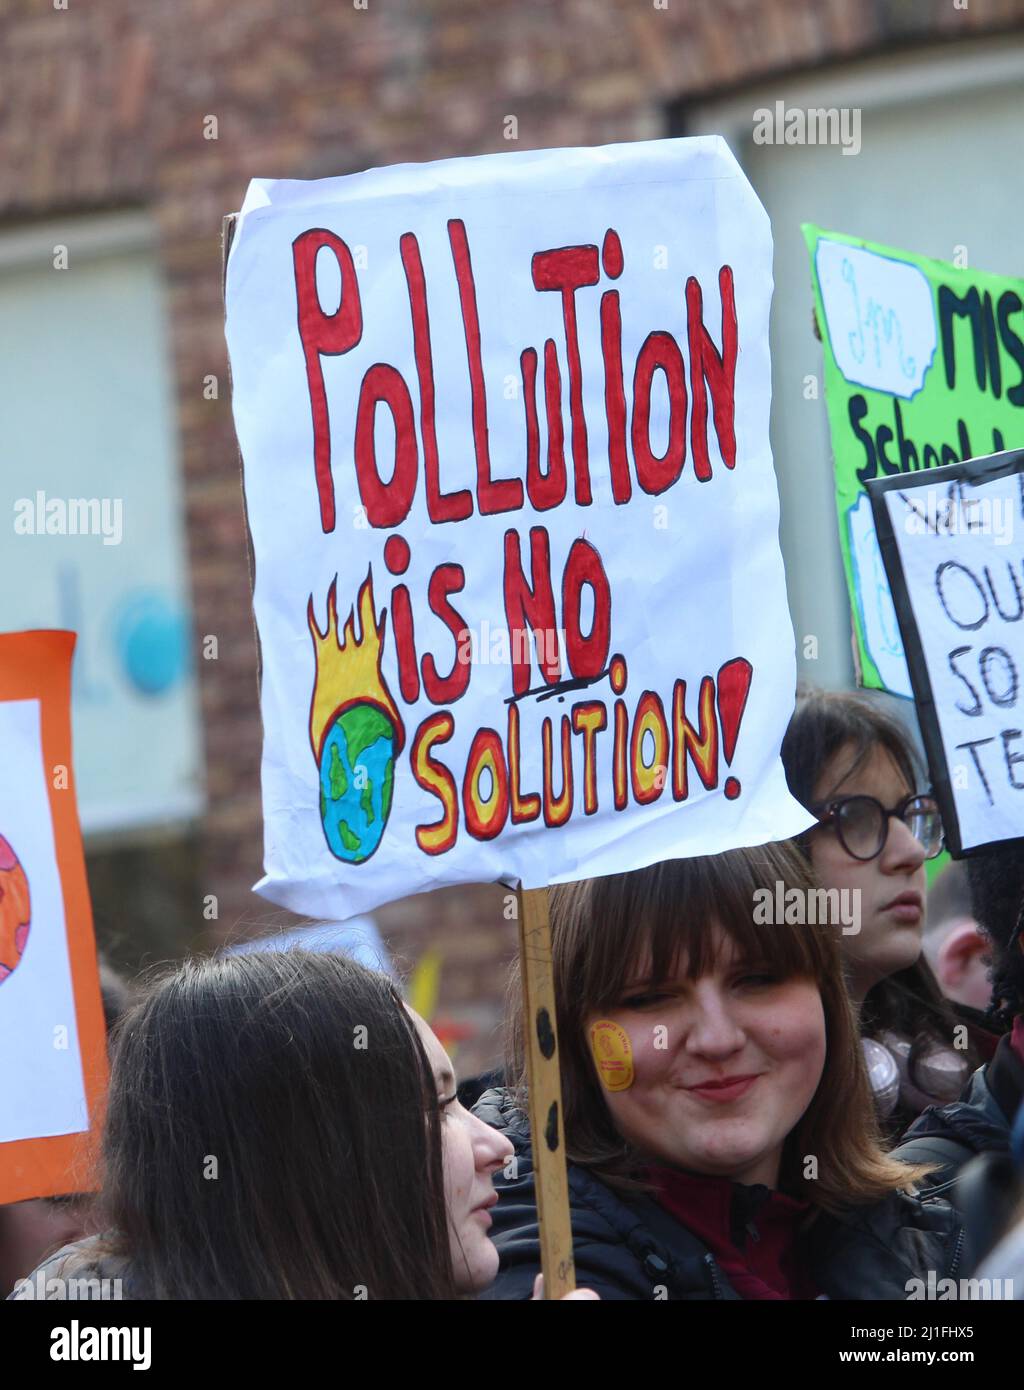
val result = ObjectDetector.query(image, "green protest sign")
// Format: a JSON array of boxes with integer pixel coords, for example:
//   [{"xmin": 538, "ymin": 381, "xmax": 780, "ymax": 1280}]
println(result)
[{"xmin": 803, "ymin": 224, "xmax": 1024, "ymax": 696}]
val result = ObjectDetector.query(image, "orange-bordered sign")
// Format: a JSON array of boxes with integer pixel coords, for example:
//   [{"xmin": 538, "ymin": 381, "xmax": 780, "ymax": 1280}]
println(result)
[{"xmin": 0, "ymin": 631, "xmax": 107, "ymax": 1203}]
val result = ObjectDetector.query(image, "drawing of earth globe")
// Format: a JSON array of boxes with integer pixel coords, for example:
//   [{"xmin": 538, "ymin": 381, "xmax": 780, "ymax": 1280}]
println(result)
[
  {"xmin": 0, "ymin": 834, "xmax": 31, "ymax": 984},
  {"xmin": 318, "ymin": 702, "xmax": 398, "ymax": 863}
]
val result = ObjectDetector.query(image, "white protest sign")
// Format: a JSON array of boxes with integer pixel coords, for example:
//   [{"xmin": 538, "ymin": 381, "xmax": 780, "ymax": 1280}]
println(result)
[
  {"xmin": 224, "ymin": 136, "xmax": 812, "ymax": 918},
  {"xmin": 0, "ymin": 699, "xmax": 86, "ymax": 1143},
  {"xmin": 869, "ymin": 451, "xmax": 1024, "ymax": 854},
  {"xmin": 0, "ymin": 630, "xmax": 108, "ymax": 1203}
]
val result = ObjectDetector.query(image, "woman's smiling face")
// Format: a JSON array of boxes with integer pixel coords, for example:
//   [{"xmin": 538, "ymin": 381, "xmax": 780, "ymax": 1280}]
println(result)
[{"xmin": 585, "ymin": 924, "xmax": 827, "ymax": 1188}]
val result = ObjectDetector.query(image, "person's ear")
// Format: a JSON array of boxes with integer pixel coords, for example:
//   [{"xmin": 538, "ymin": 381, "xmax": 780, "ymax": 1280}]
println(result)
[{"xmin": 936, "ymin": 921, "xmax": 989, "ymax": 988}]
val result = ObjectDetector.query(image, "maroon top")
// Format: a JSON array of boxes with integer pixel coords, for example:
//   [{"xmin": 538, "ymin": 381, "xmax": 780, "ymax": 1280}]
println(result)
[{"xmin": 646, "ymin": 1166, "xmax": 821, "ymax": 1301}]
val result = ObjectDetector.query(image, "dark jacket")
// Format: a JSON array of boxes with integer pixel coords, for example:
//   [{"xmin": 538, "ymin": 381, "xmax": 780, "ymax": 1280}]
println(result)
[
  {"xmin": 890, "ymin": 1032, "xmax": 1024, "ymax": 1192},
  {"xmin": 473, "ymin": 1087, "xmax": 965, "ymax": 1301}
]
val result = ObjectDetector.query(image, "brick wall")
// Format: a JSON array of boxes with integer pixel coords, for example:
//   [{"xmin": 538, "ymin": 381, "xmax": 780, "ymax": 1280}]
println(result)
[{"xmin": 6, "ymin": 0, "xmax": 1023, "ymax": 1075}]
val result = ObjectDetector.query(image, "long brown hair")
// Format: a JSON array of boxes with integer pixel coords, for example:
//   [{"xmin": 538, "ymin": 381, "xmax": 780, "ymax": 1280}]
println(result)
[
  {"xmin": 101, "ymin": 950, "xmax": 457, "ymax": 1298},
  {"xmin": 515, "ymin": 843, "xmax": 930, "ymax": 1213}
]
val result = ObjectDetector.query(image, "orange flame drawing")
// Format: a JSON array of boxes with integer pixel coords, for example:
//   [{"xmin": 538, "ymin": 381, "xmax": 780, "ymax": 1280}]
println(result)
[{"xmin": 307, "ymin": 570, "xmax": 405, "ymax": 761}]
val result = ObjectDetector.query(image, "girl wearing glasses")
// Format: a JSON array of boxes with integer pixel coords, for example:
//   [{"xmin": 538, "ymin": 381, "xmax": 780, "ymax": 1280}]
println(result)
[{"xmin": 781, "ymin": 688, "xmax": 981, "ymax": 1129}]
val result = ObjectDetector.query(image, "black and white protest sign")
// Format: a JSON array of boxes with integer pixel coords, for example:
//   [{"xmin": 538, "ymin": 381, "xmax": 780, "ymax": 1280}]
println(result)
[{"xmin": 869, "ymin": 449, "xmax": 1024, "ymax": 856}]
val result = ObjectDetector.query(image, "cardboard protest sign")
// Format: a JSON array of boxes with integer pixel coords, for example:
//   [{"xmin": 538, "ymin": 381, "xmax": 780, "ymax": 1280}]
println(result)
[
  {"xmin": 868, "ymin": 449, "xmax": 1024, "ymax": 856},
  {"xmin": 0, "ymin": 631, "xmax": 108, "ymax": 1202},
  {"xmin": 804, "ymin": 225, "xmax": 1024, "ymax": 699},
  {"xmin": 225, "ymin": 137, "xmax": 812, "ymax": 920}
]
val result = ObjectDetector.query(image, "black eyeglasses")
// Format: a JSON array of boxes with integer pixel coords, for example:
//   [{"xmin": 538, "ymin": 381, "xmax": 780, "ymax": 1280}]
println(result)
[{"xmin": 808, "ymin": 792, "xmax": 944, "ymax": 862}]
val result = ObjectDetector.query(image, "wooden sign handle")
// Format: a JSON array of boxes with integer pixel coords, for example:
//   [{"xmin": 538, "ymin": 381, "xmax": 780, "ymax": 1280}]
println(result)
[{"xmin": 517, "ymin": 885, "xmax": 576, "ymax": 1298}]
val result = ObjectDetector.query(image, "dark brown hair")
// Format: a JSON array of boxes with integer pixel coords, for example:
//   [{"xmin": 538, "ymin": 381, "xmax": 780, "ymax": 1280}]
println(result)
[
  {"xmin": 781, "ymin": 686, "xmax": 920, "ymax": 811},
  {"xmin": 100, "ymin": 950, "xmax": 457, "ymax": 1298},
  {"xmin": 515, "ymin": 843, "xmax": 930, "ymax": 1213}
]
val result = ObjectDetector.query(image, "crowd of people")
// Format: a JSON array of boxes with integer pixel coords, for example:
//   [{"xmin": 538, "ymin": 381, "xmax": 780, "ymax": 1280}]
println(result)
[{"xmin": 4, "ymin": 687, "xmax": 1024, "ymax": 1301}]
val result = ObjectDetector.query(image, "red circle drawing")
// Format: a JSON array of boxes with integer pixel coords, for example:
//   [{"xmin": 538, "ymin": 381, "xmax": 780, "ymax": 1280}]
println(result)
[{"xmin": 0, "ymin": 834, "xmax": 31, "ymax": 983}]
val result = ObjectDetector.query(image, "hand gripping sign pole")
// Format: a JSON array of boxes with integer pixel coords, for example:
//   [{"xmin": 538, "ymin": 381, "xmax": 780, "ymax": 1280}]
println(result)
[{"xmin": 517, "ymin": 885, "xmax": 575, "ymax": 1298}]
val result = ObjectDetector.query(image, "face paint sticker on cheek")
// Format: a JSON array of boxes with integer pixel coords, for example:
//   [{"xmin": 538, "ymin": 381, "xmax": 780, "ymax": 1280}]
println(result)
[{"xmin": 590, "ymin": 1020, "xmax": 634, "ymax": 1092}]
